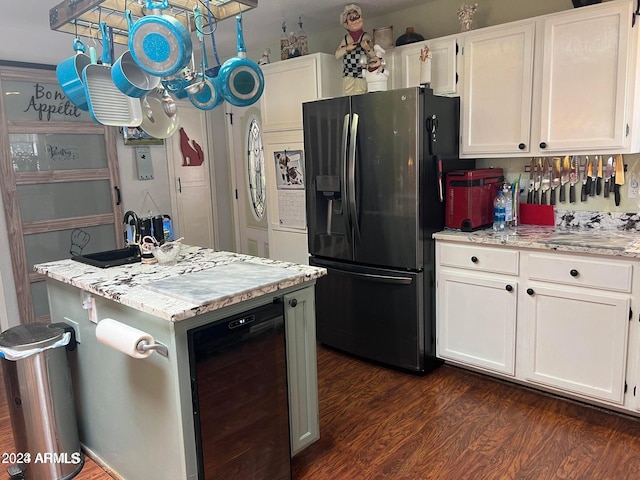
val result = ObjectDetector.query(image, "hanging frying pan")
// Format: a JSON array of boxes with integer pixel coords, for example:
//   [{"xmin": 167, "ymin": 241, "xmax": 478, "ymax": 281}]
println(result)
[
  {"xmin": 82, "ymin": 22, "xmax": 142, "ymax": 127},
  {"xmin": 140, "ymin": 90, "xmax": 180, "ymax": 139},
  {"xmin": 127, "ymin": 1, "xmax": 192, "ymax": 78},
  {"xmin": 56, "ymin": 38, "xmax": 92, "ymax": 111},
  {"xmin": 189, "ymin": 6, "xmax": 223, "ymax": 110},
  {"xmin": 218, "ymin": 16, "xmax": 264, "ymax": 107}
]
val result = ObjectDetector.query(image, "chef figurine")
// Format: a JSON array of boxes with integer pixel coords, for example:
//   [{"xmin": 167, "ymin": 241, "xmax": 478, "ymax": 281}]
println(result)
[
  {"xmin": 335, "ymin": 4, "xmax": 375, "ymax": 95},
  {"xmin": 362, "ymin": 44, "xmax": 389, "ymax": 92}
]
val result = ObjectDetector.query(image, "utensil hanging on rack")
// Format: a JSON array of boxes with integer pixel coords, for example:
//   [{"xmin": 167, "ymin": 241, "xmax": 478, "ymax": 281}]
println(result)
[
  {"xmin": 57, "ymin": 34, "xmax": 92, "ymax": 111},
  {"xmin": 126, "ymin": 0, "xmax": 193, "ymax": 77},
  {"xmin": 189, "ymin": 5, "xmax": 223, "ymax": 110},
  {"xmin": 82, "ymin": 21, "xmax": 142, "ymax": 126},
  {"xmin": 218, "ymin": 15, "xmax": 264, "ymax": 107}
]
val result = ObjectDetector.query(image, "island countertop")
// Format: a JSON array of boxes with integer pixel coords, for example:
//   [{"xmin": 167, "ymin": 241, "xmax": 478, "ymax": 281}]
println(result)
[{"xmin": 34, "ymin": 245, "xmax": 327, "ymax": 322}]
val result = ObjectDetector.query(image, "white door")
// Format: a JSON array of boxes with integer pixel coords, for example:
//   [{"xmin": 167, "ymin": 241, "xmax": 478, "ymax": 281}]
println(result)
[
  {"xmin": 167, "ymin": 103, "xmax": 216, "ymax": 249},
  {"xmin": 226, "ymin": 103, "xmax": 269, "ymax": 258}
]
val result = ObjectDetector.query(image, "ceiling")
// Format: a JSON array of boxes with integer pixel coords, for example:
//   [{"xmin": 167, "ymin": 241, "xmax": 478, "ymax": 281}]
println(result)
[{"xmin": 5, "ymin": 0, "xmax": 431, "ymax": 64}]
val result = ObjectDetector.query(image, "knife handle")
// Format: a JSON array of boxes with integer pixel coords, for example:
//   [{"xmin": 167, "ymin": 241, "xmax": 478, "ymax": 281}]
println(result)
[
  {"xmin": 541, "ymin": 190, "xmax": 547, "ymax": 205},
  {"xmin": 550, "ymin": 188, "xmax": 556, "ymax": 206},
  {"xmin": 589, "ymin": 178, "xmax": 596, "ymax": 196},
  {"xmin": 570, "ymin": 185, "xmax": 576, "ymax": 203},
  {"xmin": 614, "ymin": 184, "xmax": 621, "ymax": 206},
  {"xmin": 596, "ymin": 177, "xmax": 602, "ymax": 195},
  {"xmin": 533, "ymin": 189, "xmax": 539, "ymax": 204},
  {"xmin": 580, "ymin": 182, "xmax": 588, "ymax": 202},
  {"xmin": 527, "ymin": 189, "xmax": 533, "ymax": 204},
  {"xmin": 559, "ymin": 184, "xmax": 566, "ymax": 203},
  {"xmin": 603, "ymin": 180, "xmax": 610, "ymax": 198}
]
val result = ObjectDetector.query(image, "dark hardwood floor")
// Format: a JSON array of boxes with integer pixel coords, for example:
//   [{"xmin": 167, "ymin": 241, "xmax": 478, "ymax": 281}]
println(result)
[{"xmin": 3, "ymin": 346, "xmax": 640, "ymax": 479}]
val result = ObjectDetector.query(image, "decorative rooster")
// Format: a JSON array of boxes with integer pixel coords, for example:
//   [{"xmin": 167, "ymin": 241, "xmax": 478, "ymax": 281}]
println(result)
[{"xmin": 179, "ymin": 127, "xmax": 204, "ymax": 166}]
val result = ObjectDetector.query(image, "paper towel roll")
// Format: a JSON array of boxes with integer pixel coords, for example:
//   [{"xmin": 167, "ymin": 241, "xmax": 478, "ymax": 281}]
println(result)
[{"xmin": 95, "ymin": 318, "xmax": 154, "ymax": 359}]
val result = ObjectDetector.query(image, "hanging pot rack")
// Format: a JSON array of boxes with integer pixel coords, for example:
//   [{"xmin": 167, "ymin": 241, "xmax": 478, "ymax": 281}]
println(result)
[{"xmin": 49, "ymin": 0, "xmax": 258, "ymax": 45}]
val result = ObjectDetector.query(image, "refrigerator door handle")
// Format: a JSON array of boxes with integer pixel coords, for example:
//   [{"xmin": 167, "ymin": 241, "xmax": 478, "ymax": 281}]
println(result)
[
  {"xmin": 348, "ymin": 113, "xmax": 361, "ymax": 243},
  {"xmin": 341, "ymin": 113, "xmax": 351, "ymax": 240},
  {"xmin": 328, "ymin": 268, "xmax": 414, "ymax": 285}
]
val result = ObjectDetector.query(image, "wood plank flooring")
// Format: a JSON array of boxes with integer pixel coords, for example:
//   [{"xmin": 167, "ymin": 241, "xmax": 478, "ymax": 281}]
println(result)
[{"xmin": 3, "ymin": 346, "xmax": 640, "ymax": 479}]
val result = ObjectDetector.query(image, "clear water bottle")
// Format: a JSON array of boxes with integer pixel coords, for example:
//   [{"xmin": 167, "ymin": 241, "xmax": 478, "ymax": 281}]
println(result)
[
  {"xmin": 503, "ymin": 184, "xmax": 513, "ymax": 227},
  {"xmin": 493, "ymin": 190, "xmax": 506, "ymax": 232}
]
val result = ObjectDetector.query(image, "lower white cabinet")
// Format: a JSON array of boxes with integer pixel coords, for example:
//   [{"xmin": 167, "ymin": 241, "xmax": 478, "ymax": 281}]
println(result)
[
  {"xmin": 521, "ymin": 284, "xmax": 629, "ymax": 404},
  {"xmin": 437, "ymin": 270, "xmax": 517, "ymax": 376},
  {"xmin": 436, "ymin": 240, "xmax": 637, "ymax": 413}
]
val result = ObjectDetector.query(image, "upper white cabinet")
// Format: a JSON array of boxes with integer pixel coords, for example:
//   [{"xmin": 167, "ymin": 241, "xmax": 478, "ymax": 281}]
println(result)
[
  {"xmin": 260, "ymin": 53, "xmax": 342, "ymax": 133},
  {"xmin": 460, "ymin": 22, "xmax": 535, "ymax": 156},
  {"xmin": 396, "ymin": 35, "xmax": 460, "ymax": 96},
  {"xmin": 461, "ymin": 0, "xmax": 640, "ymax": 158},
  {"xmin": 536, "ymin": 2, "xmax": 633, "ymax": 153}
]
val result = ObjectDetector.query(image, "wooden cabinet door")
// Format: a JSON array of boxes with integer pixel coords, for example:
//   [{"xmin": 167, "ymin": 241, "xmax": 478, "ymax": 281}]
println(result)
[
  {"xmin": 460, "ymin": 22, "xmax": 535, "ymax": 157},
  {"xmin": 521, "ymin": 284, "xmax": 629, "ymax": 405},
  {"xmin": 284, "ymin": 287, "xmax": 319, "ymax": 456},
  {"xmin": 537, "ymin": 2, "xmax": 633, "ymax": 153},
  {"xmin": 437, "ymin": 269, "xmax": 518, "ymax": 376}
]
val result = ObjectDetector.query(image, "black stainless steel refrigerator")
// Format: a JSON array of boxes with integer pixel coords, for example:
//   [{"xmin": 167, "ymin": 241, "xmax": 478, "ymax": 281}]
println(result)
[{"xmin": 302, "ymin": 87, "xmax": 471, "ymax": 373}]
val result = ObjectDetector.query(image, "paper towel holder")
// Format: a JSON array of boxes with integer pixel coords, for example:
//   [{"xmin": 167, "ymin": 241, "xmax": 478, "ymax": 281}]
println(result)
[{"xmin": 137, "ymin": 339, "xmax": 168, "ymax": 357}]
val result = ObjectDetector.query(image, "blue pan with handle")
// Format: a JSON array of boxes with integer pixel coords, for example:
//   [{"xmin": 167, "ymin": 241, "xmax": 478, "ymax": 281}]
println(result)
[
  {"xmin": 189, "ymin": 5, "xmax": 223, "ymax": 110},
  {"xmin": 127, "ymin": 0, "xmax": 192, "ymax": 77},
  {"xmin": 56, "ymin": 38, "xmax": 91, "ymax": 111},
  {"xmin": 218, "ymin": 15, "xmax": 264, "ymax": 107}
]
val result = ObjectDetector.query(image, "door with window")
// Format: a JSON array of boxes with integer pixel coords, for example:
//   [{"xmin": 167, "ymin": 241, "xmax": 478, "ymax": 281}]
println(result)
[
  {"xmin": 0, "ymin": 65, "xmax": 123, "ymax": 324},
  {"xmin": 226, "ymin": 103, "xmax": 268, "ymax": 258}
]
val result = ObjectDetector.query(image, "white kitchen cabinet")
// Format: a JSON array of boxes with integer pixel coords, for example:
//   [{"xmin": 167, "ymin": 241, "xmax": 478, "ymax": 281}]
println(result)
[
  {"xmin": 461, "ymin": 0, "xmax": 640, "ymax": 158},
  {"xmin": 284, "ymin": 287, "xmax": 319, "ymax": 456},
  {"xmin": 460, "ymin": 21, "xmax": 535, "ymax": 157},
  {"xmin": 260, "ymin": 53, "xmax": 342, "ymax": 133},
  {"xmin": 436, "ymin": 239, "xmax": 636, "ymax": 412},
  {"xmin": 521, "ymin": 252, "xmax": 632, "ymax": 405},
  {"xmin": 396, "ymin": 35, "xmax": 460, "ymax": 96},
  {"xmin": 521, "ymin": 283, "xmax": 629, "ymax": 405},
  {"xmin": 437, "ymin": 242, "xmax": 519, "ymax": 375}
]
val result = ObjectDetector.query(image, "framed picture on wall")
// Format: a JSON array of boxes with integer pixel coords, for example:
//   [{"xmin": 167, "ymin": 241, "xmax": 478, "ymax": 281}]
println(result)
[{"xmin": 120, "ymin": 127, "xmax": 164, "ymax": 146}]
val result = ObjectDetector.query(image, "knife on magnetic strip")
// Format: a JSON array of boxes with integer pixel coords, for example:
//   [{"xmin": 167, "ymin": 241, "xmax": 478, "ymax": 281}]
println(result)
[
  {"xmin": 569, "ymin": 156, "xmax": 578, "ymax": 203},
  {"xmin": 596, "ymin": 155, "xmax": 603, "ymax": 195},
  {"xmin": 614, "ymin": 154, "xmax": 625, "ymax": 206},
  {"xmin": 527, "ymin": 158, "xmax": 535, "ymax": 204},
  {"xmin": 582, "ymin": 156, "xmax": 591, "ymax": 201},
  {"xmin": 603, "ymin": 156, "xmax": 613, "ymax": 198},
  {"xmin": 560, "ymin": 155, "xmax": 570, "ymax": 203},
  {"xmin": 550, "ymin": 157, "xmax": 561, "ymax": 206}
]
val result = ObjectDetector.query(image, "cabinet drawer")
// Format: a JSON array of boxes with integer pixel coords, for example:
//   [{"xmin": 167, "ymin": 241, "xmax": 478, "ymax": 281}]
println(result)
[
  {"xmin": 439, "ymin": 243, "xmax": 519, "ymax": 275},
  {"xmin": 527, "ymin": 253, "xmax": 632, "ymax": 293}
]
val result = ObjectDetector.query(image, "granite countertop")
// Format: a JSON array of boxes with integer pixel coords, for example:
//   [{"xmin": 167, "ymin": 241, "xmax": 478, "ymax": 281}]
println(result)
[
  {"xmin": 433, "ymin": 211, "xmax": 640, "ymax": 257},
  {"xmin": 433, "ymin": 225, "xmax": 640, "ymax": 258},
  {"xmin": 34, "ymin": 245, "xmax": 327, "ymax": 322}
]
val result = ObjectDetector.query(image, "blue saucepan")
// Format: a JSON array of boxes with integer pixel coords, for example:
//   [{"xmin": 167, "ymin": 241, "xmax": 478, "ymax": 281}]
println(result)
[
  {"xmin": 56, "ymin": 38, "xmax": 92, "ymax": 111},
  {"xmin": 126, "ymin": 1, "xmax": 192, "ymax": 77},
  {"xmin": 218, "ymin": 16, "xmax": 264, "ymax": 107}
]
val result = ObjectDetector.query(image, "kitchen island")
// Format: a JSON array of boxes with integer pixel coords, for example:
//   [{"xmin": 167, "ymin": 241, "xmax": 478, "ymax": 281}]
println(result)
[
  {"xmin": 433, "ymin": 219, "xmax": 640, "ymax": 418},
  {"xmin": 34, "ymin": 246, "xmax": 326, "ymax": 480}
]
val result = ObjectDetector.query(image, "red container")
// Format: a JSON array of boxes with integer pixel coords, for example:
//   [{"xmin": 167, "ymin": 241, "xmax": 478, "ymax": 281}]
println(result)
[{"xmin": 445, "ymin": 168, "xmax": 504, "ymax": 231}]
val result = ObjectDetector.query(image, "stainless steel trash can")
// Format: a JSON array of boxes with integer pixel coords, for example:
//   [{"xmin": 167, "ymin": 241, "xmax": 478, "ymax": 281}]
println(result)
[{"xmin": 0, "ymin": 323, "xmax": 83, "ymax": 480}]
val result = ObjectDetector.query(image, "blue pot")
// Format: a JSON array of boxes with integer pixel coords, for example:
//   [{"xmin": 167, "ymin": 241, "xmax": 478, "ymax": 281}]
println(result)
[{"xmin": 56, "ymin": 39, "xmax": 91, "ymax": 111}]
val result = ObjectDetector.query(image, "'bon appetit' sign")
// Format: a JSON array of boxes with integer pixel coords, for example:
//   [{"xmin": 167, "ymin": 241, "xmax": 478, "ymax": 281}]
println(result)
[{"xmin": 22, "ymin": 83, "xmax": 84, "ymax": 121}]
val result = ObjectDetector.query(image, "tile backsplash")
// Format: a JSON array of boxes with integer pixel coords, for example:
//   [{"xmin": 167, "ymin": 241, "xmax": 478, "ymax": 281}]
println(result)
[{"xmin": 476, "ymin": 153, "xmax": 640, "ymax": 215}]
